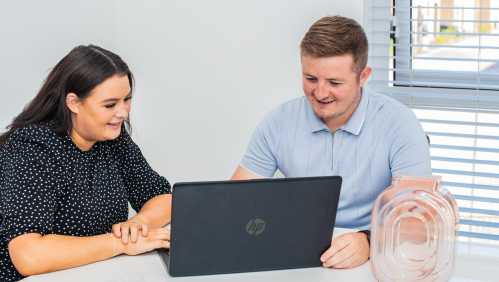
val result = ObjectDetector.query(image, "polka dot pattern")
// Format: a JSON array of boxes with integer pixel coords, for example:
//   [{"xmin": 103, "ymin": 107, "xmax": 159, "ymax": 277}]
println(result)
[{"xmin": 0, "ymin": 125, "xmax": 171, "ymax": 281}]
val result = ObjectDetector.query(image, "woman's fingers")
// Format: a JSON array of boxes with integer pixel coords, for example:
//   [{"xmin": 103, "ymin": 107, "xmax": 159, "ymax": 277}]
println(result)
[
  {"xmin": 151, "ymin": 229, "xmax": 170, "ymax": 249},
  {"xmin": 147, "ymin": 228, "xmax": 170, "ymax": 241},
  {"xmin": 141, "ymin": 223, "xmax": 148, "ymax": 237},
  {"xmin": 111, "ymin": 221, "xmax": 156, "ymax": 245},
  {"xmin": 123, "ymin": 228, "xmax": 171, "ymax": 255},
  {"xmin": 130, "ymin": 223, "xmax": 139, "ymax": 243},
  {"xmin": 160, "ymin": 240, "xmax": 170, "ymax": 249},
  {"xmin": 112, "ymin": 221, "xmax": 152, "ymax": 244},
  {"xmin": 121, "ymin": 223, "xmax": 130, "ymax": 244},
  {"xmin": 159, "ymin": 229, "xmax": 170, "ymax": 241},
  {"xmin": 112, "ymin": 224, "xmax": 122, "ymax": 238}
]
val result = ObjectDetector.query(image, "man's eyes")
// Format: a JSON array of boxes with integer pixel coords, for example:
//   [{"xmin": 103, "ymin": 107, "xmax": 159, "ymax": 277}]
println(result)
[{"xmin": 305, "ymin": 77, "xmax": 340, "ymax": 85}]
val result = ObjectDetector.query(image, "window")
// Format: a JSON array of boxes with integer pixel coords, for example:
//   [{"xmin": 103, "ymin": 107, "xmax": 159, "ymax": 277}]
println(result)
[{"xmin": 368, "ymin": 0, "xmax": 499, "ymax": 244}]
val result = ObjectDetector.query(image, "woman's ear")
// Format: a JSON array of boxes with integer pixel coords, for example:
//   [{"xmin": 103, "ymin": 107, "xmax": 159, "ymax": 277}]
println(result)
[{"xmin": 66, "ymin": 93, "xmax": 79, "ymax": 114}]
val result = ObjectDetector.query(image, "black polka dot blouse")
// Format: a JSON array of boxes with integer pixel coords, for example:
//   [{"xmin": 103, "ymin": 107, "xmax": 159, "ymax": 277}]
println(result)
[{"xmin": 0, "ymin": 125, "xmax": 171, "ymax": 282}]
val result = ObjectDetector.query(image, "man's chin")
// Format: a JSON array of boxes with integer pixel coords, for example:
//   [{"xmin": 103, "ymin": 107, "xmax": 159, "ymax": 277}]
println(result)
[{"xmin": 313, "ymin": 109, "xmax": 337, "ymax": 120}]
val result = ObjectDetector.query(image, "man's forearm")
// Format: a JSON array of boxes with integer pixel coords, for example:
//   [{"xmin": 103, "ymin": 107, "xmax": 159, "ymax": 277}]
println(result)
[{"xmin": 130, "ymin": 194, "xmax": 172, "ymax": 229}]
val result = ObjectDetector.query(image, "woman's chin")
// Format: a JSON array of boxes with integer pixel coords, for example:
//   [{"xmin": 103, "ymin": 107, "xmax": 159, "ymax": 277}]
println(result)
[{"xmin": 103, "ymin": 131, "xmax": 121, "ymax": 141}]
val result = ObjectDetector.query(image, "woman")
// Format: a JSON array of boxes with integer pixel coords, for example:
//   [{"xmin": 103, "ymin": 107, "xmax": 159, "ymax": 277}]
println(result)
[{"xmin": 0, "ymin": 45, "xmax": 172, "ymax": 281}]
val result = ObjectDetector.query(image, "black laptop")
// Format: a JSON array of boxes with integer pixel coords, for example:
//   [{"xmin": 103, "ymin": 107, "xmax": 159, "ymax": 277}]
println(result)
[{"xmin": 158, "ymin": 176, "xmax": 342, "ymax": 277}]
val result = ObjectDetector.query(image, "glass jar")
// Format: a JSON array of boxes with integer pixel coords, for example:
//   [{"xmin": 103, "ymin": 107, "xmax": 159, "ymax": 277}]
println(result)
[{"xmin": 370, "ymin": 174, "xmax": 459, "ymax": 282}]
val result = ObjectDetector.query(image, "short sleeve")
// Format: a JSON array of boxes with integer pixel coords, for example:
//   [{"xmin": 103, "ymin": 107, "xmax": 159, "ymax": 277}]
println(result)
[
  {"xmin": 240, "ymin": 105, "xmax": 282, "ymax": 178},
  {"xmin": 385, "ymin": 107, "xmax": 433, "ymax": 176},
  {"xmin": 0, "ymin": 126, "xmax": 63, "ymax": 245},
  {"xmin": 115, "ymin": 139, "xmax": 171, "ymax": 213}
]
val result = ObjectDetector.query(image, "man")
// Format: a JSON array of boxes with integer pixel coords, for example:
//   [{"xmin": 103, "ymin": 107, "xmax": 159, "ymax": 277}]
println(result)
[{"xmin": 230, "ymin": 16, "xmax": 431, "ymax": 269}]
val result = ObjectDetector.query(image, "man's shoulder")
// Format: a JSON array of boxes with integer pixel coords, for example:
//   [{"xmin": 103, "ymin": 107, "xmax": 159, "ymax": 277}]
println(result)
[
  {"xmin": 368, "ymin": 90, "xmax": 408, "ymax": 111},
  {"xmin": 367, "ymin": 90, "xmax": 416, "ymax": 121},
  {"xmin": 365, "ymin": 91, "xmax": 424, "ymax": 141},
  {"xmin": 277, "ymin": 96, "xmax": 308, "ymax": 117},
  {"xmin": 273, "ymin": 96, "xmax": 306, "ymax": 112},
  {"xmin": 261, "ymin": 96, "xmax": 306, "ymax": 122},
  {"xmin": 280, "ymin": 96, "xmax": 307, "ymax": 107}
]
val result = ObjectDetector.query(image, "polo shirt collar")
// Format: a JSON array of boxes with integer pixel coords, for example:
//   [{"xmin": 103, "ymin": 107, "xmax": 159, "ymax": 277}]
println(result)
[
  {"xmin": 308, "ymin": 87, "xmax": 370, "ymax": 135},
  {"xmin": 308, "ymin": 99, "xmax": 328, "ymax": 133},
  {"xmin": 342, "ymin": 87, "xmax": 369, "ymax": 135}
]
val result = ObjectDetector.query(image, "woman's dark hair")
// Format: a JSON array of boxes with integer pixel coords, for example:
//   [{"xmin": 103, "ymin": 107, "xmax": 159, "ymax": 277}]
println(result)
[{"xmin": 0, "ymin": 44, "xmax": 134, "ymax": 149}]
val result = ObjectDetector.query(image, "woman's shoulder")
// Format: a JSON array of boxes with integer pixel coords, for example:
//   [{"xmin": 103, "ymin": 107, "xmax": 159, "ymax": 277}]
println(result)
[
  {"xmin": 6, "ymin": 125, "xmax": 66, "ymax": 157},
  {"xmin": 10, "ymin": 125, "xmax": 62, "ymax": 145}
]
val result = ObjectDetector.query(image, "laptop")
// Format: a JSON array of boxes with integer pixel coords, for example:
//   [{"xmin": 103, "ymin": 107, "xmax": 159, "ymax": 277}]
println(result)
[{"xmin": 158, "ymin": 176, "xmax": 342, "ymax": 277}]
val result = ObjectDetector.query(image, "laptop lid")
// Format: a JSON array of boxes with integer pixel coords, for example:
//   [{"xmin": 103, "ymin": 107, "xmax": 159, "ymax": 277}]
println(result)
[{"xmin": 164, "ymin": 176, "xmax": 342, "ymax": 277}]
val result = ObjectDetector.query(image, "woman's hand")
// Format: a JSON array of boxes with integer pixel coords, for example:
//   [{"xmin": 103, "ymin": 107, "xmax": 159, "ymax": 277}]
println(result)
[
  {"xmin": 112, "ymin": 220, "xmax": 148, "ymax": 244},
  {"xmin": 124, "ymin": 228, "xmax": 170, "ymax": 256}
]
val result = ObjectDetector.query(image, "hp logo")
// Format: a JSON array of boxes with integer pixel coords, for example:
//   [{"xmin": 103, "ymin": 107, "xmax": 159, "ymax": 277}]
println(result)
[{"xmin": 246, "ymin": 219, "xmax": 266, "ymax": 235}]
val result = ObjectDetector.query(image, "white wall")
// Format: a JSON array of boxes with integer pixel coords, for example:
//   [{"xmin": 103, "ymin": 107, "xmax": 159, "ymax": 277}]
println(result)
[
  {"xmin": 0, "ymin": 0, "xmax": 116, "ymax": 130},
  {"xmin": 114, "ymin": 0, "xmax": 365, "ymax": 184},
  {"xmin": 0, "ymin": 1, "xmax": 365, "ymax": 185}
]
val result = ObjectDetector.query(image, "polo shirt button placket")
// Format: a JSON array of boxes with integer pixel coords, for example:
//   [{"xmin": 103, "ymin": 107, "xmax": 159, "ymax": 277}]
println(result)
[
  {"xmin": 330, "ymin": 129, "xmax": 339, "ymax": 170},
  {"xmin": 331, "ymin": 131, "xmax": 334, "ymax": 169}
]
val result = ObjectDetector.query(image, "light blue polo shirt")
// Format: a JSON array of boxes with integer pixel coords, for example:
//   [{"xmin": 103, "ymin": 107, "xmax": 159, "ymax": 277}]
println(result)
[{"xmin": 240, "ymin": 88, "xmax": 432, "ymax": 230}]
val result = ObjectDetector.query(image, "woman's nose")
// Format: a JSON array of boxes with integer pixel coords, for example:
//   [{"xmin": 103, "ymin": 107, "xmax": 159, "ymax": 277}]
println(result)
[{"xmin": 115, "ymin": 103, "xmax": 129, "ymax": 119}]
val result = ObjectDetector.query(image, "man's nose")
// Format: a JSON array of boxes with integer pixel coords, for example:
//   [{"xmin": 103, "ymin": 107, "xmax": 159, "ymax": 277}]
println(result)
[{"xmin": 315, "ymin": 81, "xmax": 329, "ymax": 100}]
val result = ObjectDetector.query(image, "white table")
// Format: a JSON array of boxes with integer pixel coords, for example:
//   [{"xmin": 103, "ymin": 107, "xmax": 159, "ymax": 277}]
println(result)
[{"xmin": 24, "ymin": 228, "xmax": 499, "ymax": 282}]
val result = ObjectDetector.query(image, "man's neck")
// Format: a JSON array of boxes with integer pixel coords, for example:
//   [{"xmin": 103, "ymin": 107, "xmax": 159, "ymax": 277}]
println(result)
[{"xmin": 322, "ymin": 88, "xmax": 362, "ymax": 132}]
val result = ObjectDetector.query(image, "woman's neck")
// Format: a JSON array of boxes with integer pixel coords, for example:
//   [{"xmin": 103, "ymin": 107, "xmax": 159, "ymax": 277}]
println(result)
[{"xmin": 69, "ymin": 129, "xmax": 96, "ymax": 151}]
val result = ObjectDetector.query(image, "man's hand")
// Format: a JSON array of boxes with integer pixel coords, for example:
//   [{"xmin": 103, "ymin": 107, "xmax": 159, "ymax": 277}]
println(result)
[{"xmin": 320, "ymin": 232, "xmax": 370, "ymax": 269}]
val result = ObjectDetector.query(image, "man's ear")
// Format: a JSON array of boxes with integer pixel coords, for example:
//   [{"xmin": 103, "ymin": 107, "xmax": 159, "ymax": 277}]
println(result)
[
  {"xmin": 359, "ymin": 66, "xmax": 372, "ymax": 88},
  {"xmin": 66, "ymin": 93, "xmax": 79, "ymax": 114}
]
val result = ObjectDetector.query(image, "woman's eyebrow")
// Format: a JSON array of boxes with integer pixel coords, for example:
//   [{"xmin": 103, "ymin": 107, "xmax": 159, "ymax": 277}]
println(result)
[{"xmin": 101, "ymin": 98, "xmax": 120, "ymax": 103}]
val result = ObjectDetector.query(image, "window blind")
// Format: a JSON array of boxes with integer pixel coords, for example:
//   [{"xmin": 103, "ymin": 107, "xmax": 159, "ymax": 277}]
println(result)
[{"xmin": 367, "ymin": 0, "xmax": 499, "ymax": 244}]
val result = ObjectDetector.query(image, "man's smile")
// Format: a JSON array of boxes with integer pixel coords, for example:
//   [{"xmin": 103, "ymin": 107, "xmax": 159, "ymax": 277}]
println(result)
[{"xmin": 316, "ymin": 99, "xmax": 336, "ymax": 106}]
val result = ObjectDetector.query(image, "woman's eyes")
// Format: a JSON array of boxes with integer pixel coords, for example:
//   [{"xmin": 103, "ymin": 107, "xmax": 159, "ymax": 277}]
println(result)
[{"xmin": 105, "ymin": 98, "xmax": 132, "ymax": 108}]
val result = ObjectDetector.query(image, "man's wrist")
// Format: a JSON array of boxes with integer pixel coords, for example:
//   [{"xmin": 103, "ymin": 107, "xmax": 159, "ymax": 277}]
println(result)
[{"xmin": 357, "ymin": 230, "xmax": 371, "ymax": 246}]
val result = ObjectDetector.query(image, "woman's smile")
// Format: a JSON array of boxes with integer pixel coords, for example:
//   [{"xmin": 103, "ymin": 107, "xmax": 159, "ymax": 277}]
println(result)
[{"xmin": 107, "ymin": 121, "xmax": 122, "ymax": 129}]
